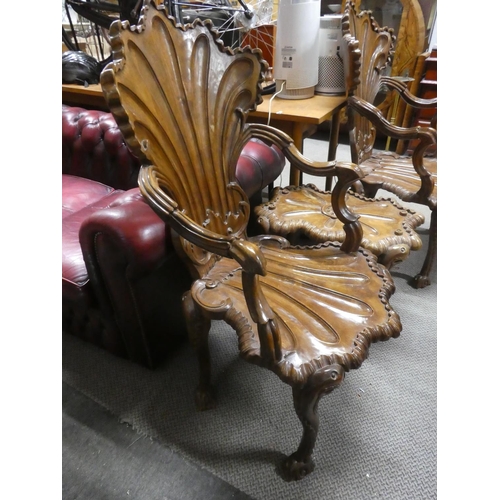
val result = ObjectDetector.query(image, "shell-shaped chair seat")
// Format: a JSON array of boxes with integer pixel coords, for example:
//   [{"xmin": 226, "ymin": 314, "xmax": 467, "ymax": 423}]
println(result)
[
  {"xmin": 357, "ymin": 152, "xmax": 437, "ymax": 209},
  {"xmin": 191, "ymin": 239, "xmax": 401, "ymax": 385},
  {"xmin": 255, "ymin": 186, "xmax": 425, "ymax": 268}
]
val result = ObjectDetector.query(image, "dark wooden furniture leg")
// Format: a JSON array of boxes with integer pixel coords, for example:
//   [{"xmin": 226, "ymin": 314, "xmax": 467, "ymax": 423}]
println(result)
[
  {"xmin": 413, "ymin": 208, "xmax": 437, "ymax": 289},
  {"xmin": 182, "ymin": 291, "xmax": 216, "ymax": 410},
  {"xmin": 282, "ymin": 364, "xmax": 345, "ymax": 480},
  {"xmin": 325, "ymin": 108, "xmax": 343, "ymax": 191}
]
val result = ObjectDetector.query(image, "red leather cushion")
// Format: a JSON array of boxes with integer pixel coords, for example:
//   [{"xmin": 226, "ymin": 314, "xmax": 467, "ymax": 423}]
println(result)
[
  {"xmin": 62, "ymin": 175, "xmax": 125, "ymax": 289},
  {"xmin": 62, "ymin": 175, "xmax": 115, "ymax": 218}
]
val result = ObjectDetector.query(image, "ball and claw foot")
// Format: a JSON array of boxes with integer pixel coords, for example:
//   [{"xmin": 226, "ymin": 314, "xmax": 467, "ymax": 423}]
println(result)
[
  {"xmin": 195, "ymin": 386, "xmax": 216, "ymax": 411},
  {"xmin": 281, "ymin": 452, "xmax": 315, "ymax": 481},
  {"xmin": 413, "ymin": 273, "xmax": 431, "ymax": 289}
]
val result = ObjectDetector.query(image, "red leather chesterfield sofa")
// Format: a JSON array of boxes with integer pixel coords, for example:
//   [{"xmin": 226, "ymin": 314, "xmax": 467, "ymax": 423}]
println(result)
[{"xmin": 62, "ymin": 105, "xmax": 285, "ymax": 368}]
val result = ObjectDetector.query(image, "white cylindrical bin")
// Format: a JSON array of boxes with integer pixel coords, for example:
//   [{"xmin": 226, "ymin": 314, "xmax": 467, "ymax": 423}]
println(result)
[
  {"xmin": 315, "ymin": 14, "xmax": 346, "ymax": 95},
  {"xmin": 274, "ymin": 0, "xmax": 321, "ymax": 99}
]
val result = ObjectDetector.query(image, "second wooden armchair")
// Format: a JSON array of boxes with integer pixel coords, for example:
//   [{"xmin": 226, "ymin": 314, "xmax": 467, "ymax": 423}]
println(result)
[
  {"xmin": 101, "ymin": 0, "xmax": 402, "ymax": 481},
  {"xmin": 343, "ymin": 0, "xmax": 437, "ymax": 288},
  {"xmin": 256, "ymin": 1, "xmax": 436, "ymax": 286}
]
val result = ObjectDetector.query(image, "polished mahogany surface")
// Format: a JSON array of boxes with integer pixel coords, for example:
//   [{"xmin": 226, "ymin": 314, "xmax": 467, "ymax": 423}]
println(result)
[{"xmin": 256, "ymin": 186, "xmax": 425, "ymax": 268}]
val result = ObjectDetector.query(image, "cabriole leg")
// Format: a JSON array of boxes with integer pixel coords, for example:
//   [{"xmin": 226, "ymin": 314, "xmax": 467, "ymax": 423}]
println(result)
[
  {"xmin": 182, "ymin": 291, "xmax": 215, "ymax": 410},
  {"xmin": 282, "ymin": 364, "xmax": 345, "ymax": 481},
  {"xmin": 413, "ymin": 207, "xmax": 437, "ymax": 289}
]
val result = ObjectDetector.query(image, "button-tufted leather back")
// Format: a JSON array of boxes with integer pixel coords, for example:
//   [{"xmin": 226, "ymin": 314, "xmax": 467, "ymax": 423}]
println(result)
[{"xmin": 62, "ymin": 105, "xmax": 142, "ymax": 191}]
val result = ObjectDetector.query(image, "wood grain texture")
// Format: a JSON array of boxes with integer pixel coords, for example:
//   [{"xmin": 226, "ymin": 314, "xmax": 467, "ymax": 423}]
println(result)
[{"xmin": 255, "ymin": 186, "xmax": 425, "ymax": 268}]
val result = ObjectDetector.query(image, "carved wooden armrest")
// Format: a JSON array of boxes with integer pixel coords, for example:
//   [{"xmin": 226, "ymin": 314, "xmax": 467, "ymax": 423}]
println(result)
[
  {"xmin": 139, "ymin": 163, "xmax": 283, "ymax": 362},
  {"xmin": 380, "ymin": 76, "xmax": 437, "ymax": 110},
  {"xmin": 349, "ymin": 97, "xmax": 437, "ymax": 142},
  {"xmin": 138, "ymin": 164, "xmax": 259, "ymax": 263},
  {"xmin": 246, "ymin": 123, "xmax": 361, "ymax": 178},
  {"xmin": 246, "ymin": 123, "xmax": 364, "ymax": 252}
]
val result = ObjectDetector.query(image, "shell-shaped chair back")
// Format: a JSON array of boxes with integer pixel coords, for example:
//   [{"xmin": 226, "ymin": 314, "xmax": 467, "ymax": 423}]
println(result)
[
  {"xmin": 101, "ymin": 1, "xmax": 266, "ymax": 261},
  {"xmin": 342, "ymin": 1, "xmax": 395, "ymax": 164}
]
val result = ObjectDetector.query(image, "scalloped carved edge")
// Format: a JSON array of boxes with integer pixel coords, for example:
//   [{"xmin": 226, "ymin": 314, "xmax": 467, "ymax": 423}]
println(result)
[
  {"xmin": 342, "ymin": 1, "xmax": 396, "ymax": 96},
  {"xmin": 101, "ymin": 0, "xmax": 269, "ymax": 118},
  {"xmin": 100, "ymin": 0, "xmax": 270, "ymax": 272},
  {"xmin": 256, "ymin": 184, "xmax": 424, "ymax": 255},
  {"xmin": 192, "ymin": 240, "xmax": 401, "ymax": 386},
  {"xmin": 359, "ymin": 153, "xmax": 437, "ymax": 208}
]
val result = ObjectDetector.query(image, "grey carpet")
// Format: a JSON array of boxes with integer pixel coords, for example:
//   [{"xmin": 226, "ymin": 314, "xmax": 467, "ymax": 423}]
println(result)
[
  {"xmin": 62, "ymin": 231, "xmax": 436, "ymax": 500},
  {"xmin": 63, "ymin": 381, "xmax": 253, "ymax": 500}
]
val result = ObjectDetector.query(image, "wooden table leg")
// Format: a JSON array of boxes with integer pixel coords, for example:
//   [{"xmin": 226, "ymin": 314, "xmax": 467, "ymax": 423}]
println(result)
[
  {"xmin": 290, "ymin": 123, "xmax": 306, "ymax": 186},
  {"xmin": 325, "ymin": 110, "xmax": 342, "ymax": 191}
]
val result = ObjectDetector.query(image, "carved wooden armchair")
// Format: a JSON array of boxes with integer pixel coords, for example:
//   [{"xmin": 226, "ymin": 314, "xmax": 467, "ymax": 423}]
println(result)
[
  {"xmin": 100, "ymin": 0, "xmax": 402, "ymax": 480},
  {"xmin": 342, "ymin": 0, "xmax": 437, "ymax": 288}
]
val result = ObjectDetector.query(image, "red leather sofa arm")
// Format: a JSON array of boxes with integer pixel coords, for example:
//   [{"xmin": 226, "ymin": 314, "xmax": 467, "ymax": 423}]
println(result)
[
  {"xmin": 78, "ymin": 188, "xmax": 191, "ymax": 367},
  {"xmin": 235, "ymin": 138, "xmax": 285, "ymax": 200},
  {"xmin": 80, "ymin": 189, "xmax": 171, "ymax": 284}
]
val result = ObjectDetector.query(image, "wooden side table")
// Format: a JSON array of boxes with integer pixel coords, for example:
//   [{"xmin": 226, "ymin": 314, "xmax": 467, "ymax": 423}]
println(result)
[{"xmin": 62, "ymin": 84, "xmax": 109, "ymax": 111}]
